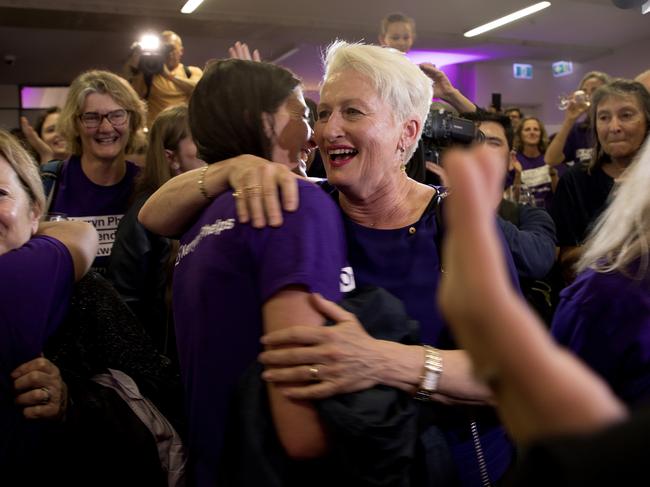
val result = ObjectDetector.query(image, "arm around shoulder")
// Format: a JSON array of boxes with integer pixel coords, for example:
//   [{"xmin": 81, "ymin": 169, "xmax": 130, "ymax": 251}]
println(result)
[
  {"xmin": 37, "ymin": 221, "xmax": 98, "ymax": 281},
  {"xmin": 139, "ymin": 155, "xmax": 300, "ymax": 235}
]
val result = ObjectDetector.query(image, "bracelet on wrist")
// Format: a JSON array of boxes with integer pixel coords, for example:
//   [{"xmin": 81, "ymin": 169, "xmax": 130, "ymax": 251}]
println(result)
[
  {"xmin": 414, "ymin": 345, "xmax": 443, "ymax": 401},
  {"xmin": 198, "ymin": 164, "xmax": 213, "ymax": 200}
]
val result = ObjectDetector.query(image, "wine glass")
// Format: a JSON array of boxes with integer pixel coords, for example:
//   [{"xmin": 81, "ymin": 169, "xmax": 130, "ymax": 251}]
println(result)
[
  {"xmin": 558, "ymin": 90, "xmax": 590, "ymax": 111},
  {"xmin": 518, "ymin": 185, "xmax": 536, "ymax": 206}
]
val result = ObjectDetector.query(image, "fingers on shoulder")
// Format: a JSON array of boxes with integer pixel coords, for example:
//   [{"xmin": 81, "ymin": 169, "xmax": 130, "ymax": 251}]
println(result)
[{"xmin": 11, "ymin": 357, "xmax": 57, "ymax": 379}]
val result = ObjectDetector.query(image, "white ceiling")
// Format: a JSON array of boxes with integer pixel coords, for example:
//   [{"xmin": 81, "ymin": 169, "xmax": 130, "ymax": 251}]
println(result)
[{"xmin": 0, "ymin": 0, "xmax": 648, "ymax": 88}]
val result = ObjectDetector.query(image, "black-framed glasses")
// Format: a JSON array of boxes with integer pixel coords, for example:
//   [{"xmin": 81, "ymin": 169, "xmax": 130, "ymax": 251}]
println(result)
[{"xmin": 79, "ymin": 109, "xmax": 130, "ymax": 129}]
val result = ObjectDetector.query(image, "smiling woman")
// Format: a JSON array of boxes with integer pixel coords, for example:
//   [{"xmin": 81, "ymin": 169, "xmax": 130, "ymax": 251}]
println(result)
[
  {"xmin": 140, "ymin": 42, "xmax": 523, "ymax": 487},
  {"xmin": 0, "ymin": 129, "xmax": 99, "ymax": 482},
  {"xmin": 42, "ymin": 70, "xmax": 146, "ymax": 273},
  {"xmin": 511, "ymin": 116, "xmax": 554, "ymax": 209}
]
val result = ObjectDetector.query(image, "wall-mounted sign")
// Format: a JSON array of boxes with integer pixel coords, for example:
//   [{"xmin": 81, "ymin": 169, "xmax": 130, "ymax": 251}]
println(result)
[
  {"xmin": 552, "ymin": 61, "xmax": 574, "ymax": 77},
  {"xmin": 513, "ymin": 63, "xmax": 533, "ymax": 79}
]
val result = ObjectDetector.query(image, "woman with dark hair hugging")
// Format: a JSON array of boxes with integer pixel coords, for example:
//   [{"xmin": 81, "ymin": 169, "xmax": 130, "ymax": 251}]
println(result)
[
  {"xmin": 165, "ymin": 59, "xmax": 346, "ymax": 486},
  {"xmin": 142, "ymin": 43, "xmax": 521, "ymax": 487}
]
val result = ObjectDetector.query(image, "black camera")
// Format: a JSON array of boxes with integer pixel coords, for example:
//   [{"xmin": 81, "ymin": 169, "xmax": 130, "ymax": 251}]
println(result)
[
  {"xmin": 132, "ymin": 39, "xmax": 175, "ymax": 77},
  {"xmin": 421, "ymin": 109, "xmax": 485, "ymax": 164}
]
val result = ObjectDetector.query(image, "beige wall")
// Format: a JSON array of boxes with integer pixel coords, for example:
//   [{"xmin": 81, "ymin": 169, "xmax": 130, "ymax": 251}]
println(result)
[{"xmin": 470, "ymin": 36, "xmax": 649, "ymax": 132}]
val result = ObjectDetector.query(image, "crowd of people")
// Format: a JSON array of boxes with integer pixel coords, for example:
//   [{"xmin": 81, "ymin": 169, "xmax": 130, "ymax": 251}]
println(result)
[{"xmin": 2, "ymin": 13, "xmax": 649, "ymax": 487}]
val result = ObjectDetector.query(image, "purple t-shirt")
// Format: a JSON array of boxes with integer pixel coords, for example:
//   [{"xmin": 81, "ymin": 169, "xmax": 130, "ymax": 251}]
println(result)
[
  {"xmin": 50, "ymin": 156, "xmax": 139, "ymax": 271},
  {"xmin": 1, "ymin": 235, "xmax": 74, "ymax": 448},
  {"xmin": 0, "ymin": 236, "xmax": 74, "ymax": 375},
  {"xmin": 172, "ymin": 179, "xmax": 347, "ymax": 486},
  {"xmin": 551, "ymin": 265, "xmax": 650, "ymax": 406},
  {"xmin": 563, "ymin": 120, "xmax": 593, "ymax": 168},
  {"xmin": 516, "ymin": 152, "xmax": 553, "ymax": 210}
]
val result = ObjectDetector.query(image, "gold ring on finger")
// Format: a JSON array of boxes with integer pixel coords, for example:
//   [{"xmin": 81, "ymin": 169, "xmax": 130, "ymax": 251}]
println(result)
[
  {"xmin": 308, "ymin": 365, "xmax": 321, "ymax": 382},
  {"xmin": 244, "ymin": 185, "xmax": 262, "ymax": 196},
  {"xmin": 39, "ymin": 387, "xmax": 51, "ymax": 405}
]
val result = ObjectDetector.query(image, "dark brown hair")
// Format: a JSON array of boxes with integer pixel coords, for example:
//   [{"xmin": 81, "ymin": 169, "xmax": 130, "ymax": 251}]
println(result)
[
  {"xmin": 189, "ymin": 59, "xmax": 300, "ymax": 164},
  {"xmin": 34, "ymin": 107, "xmax": 61, "ymax": 138}
]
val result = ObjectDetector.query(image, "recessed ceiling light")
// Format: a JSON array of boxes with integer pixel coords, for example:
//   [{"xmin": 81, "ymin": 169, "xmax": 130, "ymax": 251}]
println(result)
[
  {"xmin": 464, "ymin": 2, "xmax": 552, "ymax": 38},
  {"xmin": 181, "ymin": 0, "xmax": 204, "ymax": 14}
]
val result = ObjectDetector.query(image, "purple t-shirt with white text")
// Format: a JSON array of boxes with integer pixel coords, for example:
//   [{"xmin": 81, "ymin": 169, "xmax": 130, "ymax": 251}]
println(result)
[
  {"xmin": 49, "ymin": 156, "xmax": 139, "ymax": 272},
  {"xmin": 552, "ymin": 265, "xmax": 650, "ymax": 406},
  {"xmin": 516, "ymin": 152, "xmax": 553, "ymax": 210},
  {"xmin": 172, "ymin": 179, "xmax": 347, "ymax": 486}
]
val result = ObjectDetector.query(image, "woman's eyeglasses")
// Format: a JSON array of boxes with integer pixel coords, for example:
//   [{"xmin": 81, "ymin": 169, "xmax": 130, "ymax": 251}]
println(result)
[{"xmin": 79, "ymin": 109, "xmax": 130, "ymax": 129}]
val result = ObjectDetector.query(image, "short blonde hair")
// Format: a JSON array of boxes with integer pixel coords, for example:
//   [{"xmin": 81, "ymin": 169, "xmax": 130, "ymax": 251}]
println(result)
[
  {"xmin": 58, "ymin": 70, "xmax": 146, "ymax": 156},
  {"xmin": 0, "ymin": 130, "xmax": 46, "ymax": 217},
  {"xmin": 322, "ymin": 41, "xmax": 432, "ymax": 159},
  {"xmin": 579, "ymin": 71, "xmax": 611, "ymax": 91},
  {"xmin": 161, "ymin": 30, "xmax": 182, "ymax": 49}
]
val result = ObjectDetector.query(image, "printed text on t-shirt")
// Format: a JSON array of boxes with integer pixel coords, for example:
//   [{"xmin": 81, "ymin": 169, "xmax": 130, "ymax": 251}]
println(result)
[
  {"xmin": 69, "ymin": 214, "xmax": 123, "ymax": 257},
  {"xmin": 175, "ymin": 218, "xmax": 236, "ymax": 265}
]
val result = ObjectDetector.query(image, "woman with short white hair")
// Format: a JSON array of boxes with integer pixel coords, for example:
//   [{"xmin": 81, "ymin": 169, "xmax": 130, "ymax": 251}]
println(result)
[{"xmin": 142, "ymin": 41, "xmax": 520, "ymax": 486}]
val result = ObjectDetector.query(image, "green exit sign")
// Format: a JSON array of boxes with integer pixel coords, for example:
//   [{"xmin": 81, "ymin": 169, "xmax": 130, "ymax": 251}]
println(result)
[
  {"xmin": 552, "ymin": 61, "xmax": 574, "ymax": 77},
  {"xmin": 513, "ymin": 63, "xmax": 533, "ymax": 80}
]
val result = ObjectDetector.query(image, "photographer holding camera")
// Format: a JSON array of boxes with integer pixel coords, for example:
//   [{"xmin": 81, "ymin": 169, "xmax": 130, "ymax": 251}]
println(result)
[{"xmin": 126, "ymin": 30, "xmax": 202, "ymax": 127}]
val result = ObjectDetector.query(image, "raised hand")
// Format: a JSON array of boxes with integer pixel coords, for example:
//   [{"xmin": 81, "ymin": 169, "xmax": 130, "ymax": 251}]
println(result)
[
  {"xmin": 228, "ymin": 41, "xmax": 262, "ymax": 62},
  {"xmin": 20, "ymin": 116, "xmax": 53, "ymax": 164}
]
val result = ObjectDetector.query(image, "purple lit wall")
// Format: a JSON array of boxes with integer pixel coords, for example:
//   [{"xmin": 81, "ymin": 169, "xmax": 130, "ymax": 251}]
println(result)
[
  {"xmin": 21, "ymin": 86, "xmax": 69, "ymax": 109},
  {"xmin": 437, "ymin": 64, "xmax": 478, "ymax": 105},
  {"xmin": 405, "ymin": 50, "xmax": 487, "ymax": 67},
  {"xmin": 405, "ymin": 50, "xmax": 485, "ymax": 104}
]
